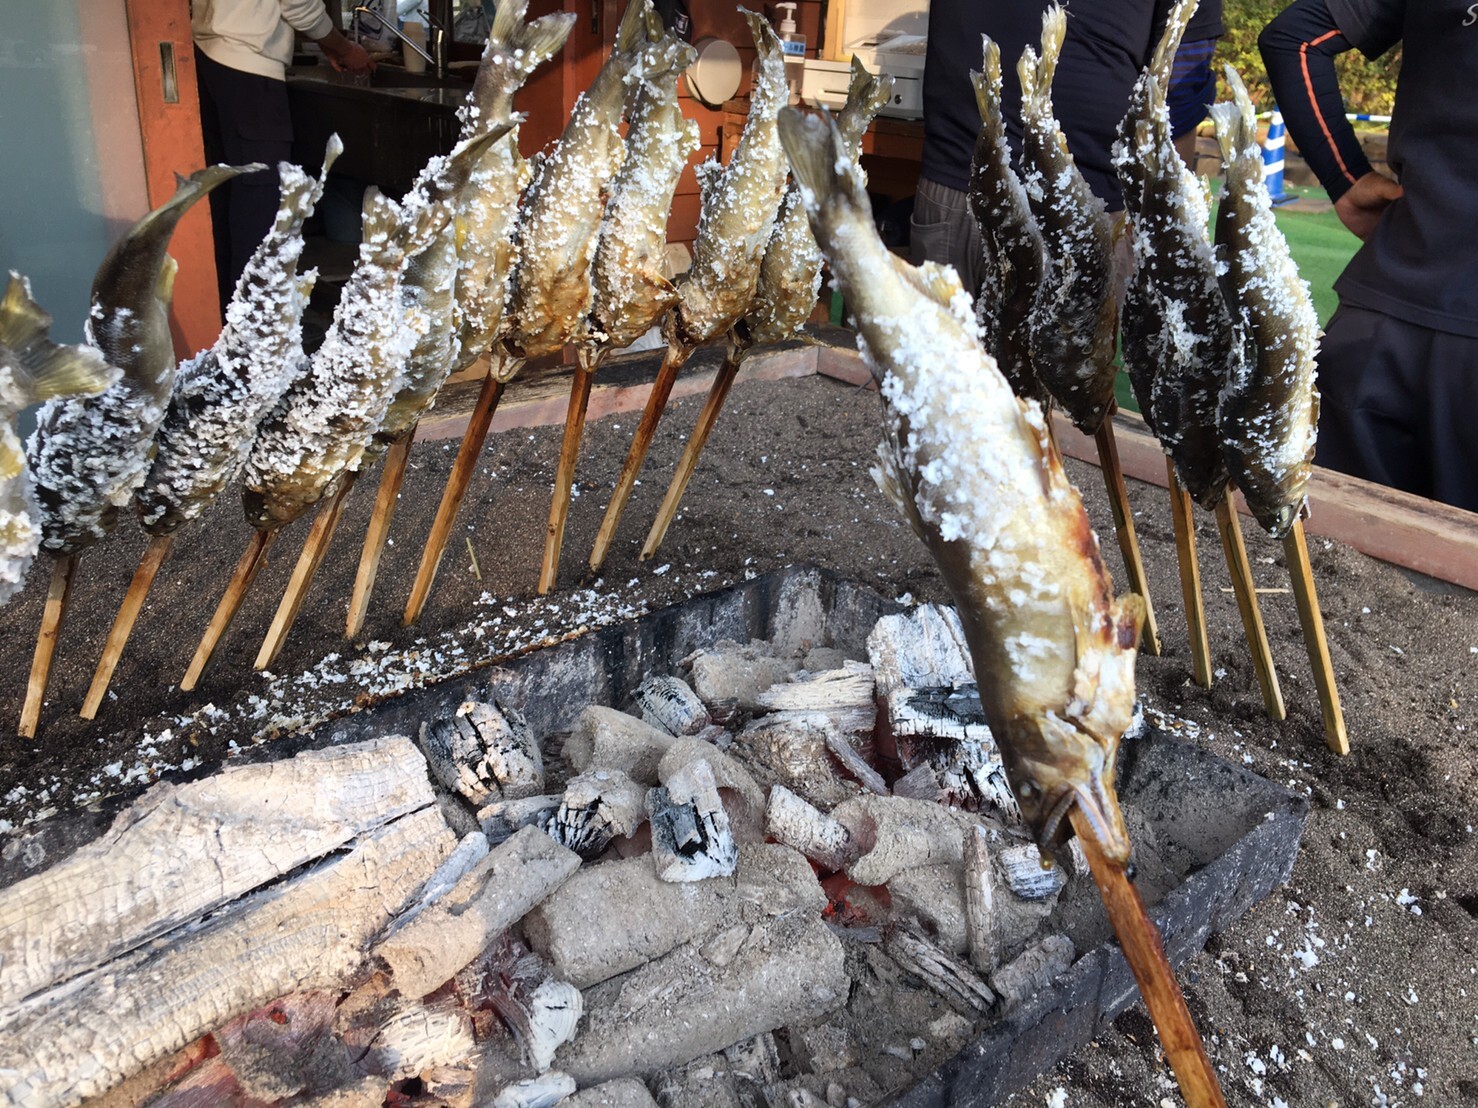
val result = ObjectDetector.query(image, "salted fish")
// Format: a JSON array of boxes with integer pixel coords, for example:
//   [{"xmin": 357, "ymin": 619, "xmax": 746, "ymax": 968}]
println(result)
[
  {"xmin": 504, "ymin": 0, "xmax": 661, "ymax": 361},
  {"xmin": 779, "ymin": 108, "xmax": 1144, "ymax": 862},
  {"xmin": 1017, "ymin": 6, "xmax": 1119, "ymax": 435},
  {"xmin": 0, "ymin": 275, "xmax": 115, "ymax": 603},
  {"xmin": 1210, "ymin": 67, "xmax": 1320, "ymax": 538},
  {"xmin": 25, "ymin": 165, "xmax": 255, "ymax": 555},
  {"xmin": 136, "ymin": 141, "xmax": 341, "ymax": 536},
  {"xmin": 670, "ymin": 9, "xmax": 789, "ymax": 349},
  {"xmin": 968, "ymin": 37, "xmax": 1049, "ymax": 405},
  {"xmin": 453, "ymin": 0, "xmax": 575, "ymax": 368},
  {"xmin": 588, "ymin": 31, "xmax": 700, "ymax": 353},
  {"xmin": 744, "ymin": 58, "xmax": 891, "ymax": 348},
  {"xmin": 242, "ymin": 131, "xmax": 500, "ymax": 530},
  {"xmin": 1113, "ymin": 0, "xmax": 1234, "ymax": 507}
]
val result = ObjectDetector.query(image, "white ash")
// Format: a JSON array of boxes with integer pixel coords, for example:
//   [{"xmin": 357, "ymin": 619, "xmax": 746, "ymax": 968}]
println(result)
[{"xmin": 633, "ymin": 674, "xmax": 710, "ymax": 736}]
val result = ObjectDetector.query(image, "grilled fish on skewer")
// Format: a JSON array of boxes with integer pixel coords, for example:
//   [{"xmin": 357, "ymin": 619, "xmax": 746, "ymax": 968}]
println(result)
[
  {"xmin": 137, "ymin": 141, "xmax": 340, "ymax": 537},
  {"xmin": 0, "ymin": 275, "xmax": 114, "ymax": 605},
  {"xmin": 1017, "ymin": 6, "xmax": 1118, "ymax": 434},
  {"xmin": 243, "ymin": 130, "xmax": 499, "ymax": 532},
  {"xmin": 1211, "ymin": 67, "xmax": 1320, "ymax": 539},
  {"xmin": 26, "ymin": 165, "xmax": 255, "ymax": 554},
  {"xmin": 537, "ymin": 29, "xmax": 699, "ymax": 592},
  {"xmin": 968, "ymin": 37, "xmax": 1049, "ymax": 405},
  {"xmin": 779, "ymin": 105, "xmax": 1226, "ymax": 1108},
  {"xmin": 454, "ymin": 0, "xmax": 577, "ymax": 365},
  {"xmin": 588, "ymin": 8, "xmax": 788, "ymax": 573},
  {"xmin": 505, "ymin": 0, "xmax": 661, "ymax": 361},
  {"xmin": 1114, "ymin": 0, "xmax": 1233, "ymax": 507},
  {"xmin": 636, "ymin": 59, "xmax": 893, "ymax": 563}
]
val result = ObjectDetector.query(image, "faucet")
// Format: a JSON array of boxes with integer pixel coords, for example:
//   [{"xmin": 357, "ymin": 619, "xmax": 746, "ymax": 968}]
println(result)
[{"xmin": 352, "ymin": 4, "xmax": 446, "ymax": 78}]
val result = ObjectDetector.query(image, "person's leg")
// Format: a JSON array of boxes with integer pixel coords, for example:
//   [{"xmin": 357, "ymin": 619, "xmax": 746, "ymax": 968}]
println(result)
[
  {"xmin": 1423, "ymin": 328, "xmax": 1478, "ymax": 513},
  {"xmin": 909, "ymin": 176, "xmax": 984, "ymax": 296},
  {"xmin": 193, "ymin": 50, "xmax": 293, "ymax": 306},
  {"xmin": 1314, "ymin": 303, "xmax": 1431, "ymax": 495}
]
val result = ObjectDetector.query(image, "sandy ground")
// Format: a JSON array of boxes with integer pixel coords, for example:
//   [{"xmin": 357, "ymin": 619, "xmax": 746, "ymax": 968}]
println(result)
[{"xmin": 1, "ymin": 372, "xmax": 1475, "ymax": 1107}]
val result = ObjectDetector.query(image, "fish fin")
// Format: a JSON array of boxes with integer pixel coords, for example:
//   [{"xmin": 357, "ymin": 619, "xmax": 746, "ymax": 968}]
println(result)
[
  {"xmin": 1210, "ymin": 65, "xmax": 1257, "ymax": 162},
  {"xmin": 360, "ymin": 187, "xmax": 402, "ymax": 249},
  {"xmin": 296, "ymin": 267, "xmax": 320, "ymax": 305},
  {"xmin": 694, "ymin": 157, "xmax": 725, "ymax": 207},
  {"xmin": 777, "ymin": 107, "xmax": 869, "ymax": 218},
  {"xmin": 836, "ymin": 57, "xmax": 894, "ymax": 155},
  {"xmin": 614, "ymin": 0, "xmax": 654, "ymax": 55},
  {"xmin": 0, "ymin": 272, "xmax": 116, "ymax": 401},
  {"xmin": 741, "ymin": 7, "xmax": 782, "ymax": 59},
  {"xmin": 435, "ymin": 121, "xmax": 514, "ymax": 198},
  {"xmin": 871, "ymin": 431, "xmax": 930, "ymax": 544},
  {"xmin": 893, "ymin": 258, "xmax": 972, "ymax": 328},
  {"xmin": 980, "ymin": 35, "xmax": 1002, "ymax": 102},
  {"xmin": 155, "ymin": 255, "xmax": 179, "ymax": 306}
]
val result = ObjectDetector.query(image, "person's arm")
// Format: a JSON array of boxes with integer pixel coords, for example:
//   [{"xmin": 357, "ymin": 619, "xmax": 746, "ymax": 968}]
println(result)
[
  {"xmin": 1258, "ymin": 0, "xmax": 1399, "ymax": 239},
  {"xmin": 280, "ymin": 0, "xmax": 376, "ymax": 74}
]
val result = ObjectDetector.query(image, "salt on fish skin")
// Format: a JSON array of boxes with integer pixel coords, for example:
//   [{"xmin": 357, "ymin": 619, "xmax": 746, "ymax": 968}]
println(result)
[
  {"xmin": 588, "ymin": 30, "xmax": 700, "ymax": 354},
  {"xmin": 968, "ymin": 36, "xmax": 1050, "ymax": 406},
  {"xmin": 137, "ymin": 139, "xmax": 342, "ymax": 537},
  {"xmin": 0, "ymin": 274, "xmax": 115, "ymax": 604},
  {"xmin": 744, "ymin": 58, "xmax": 891, "ymax": 349},
  {"xmin": 504, "ymin": 0, "xmax": 661, "ymax": 362},
  {"xmin": 25, "ymin": 164, "xmax": 258, "ymax": 555},
  {"xmin": 780, "ymin": 107, "xmax": 1145, "ymax": 863},
  {"xmin": 1016, "ymin": 5, "xmax": 1119, "ymax": 436},
  {"xmin": 240, "ymin": 129, "xmax": 503, "ymax": 531},
  {"xmin": 453, "ymin": 0, "xmax": 575, "ymax": 367},
  {"xmin": 1210, "ymin": 66, "xmax": 1320, "ymax": 539},
  {"xmin": 669, "ymin": 9, "xmax": 790, "ymax": 351},
  {"xmin": 1112, "ymin": 0, "xmax": 1235, "ymax": 508}
]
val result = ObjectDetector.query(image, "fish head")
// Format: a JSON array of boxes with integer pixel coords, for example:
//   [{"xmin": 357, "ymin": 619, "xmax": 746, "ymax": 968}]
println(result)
[{"xmin": 997, "ymin": 711, "xmax": 1133, "ymax": 864}]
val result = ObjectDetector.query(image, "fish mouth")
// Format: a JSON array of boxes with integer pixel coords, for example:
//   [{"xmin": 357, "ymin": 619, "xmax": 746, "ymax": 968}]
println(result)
[{"xmin": 1037, "ymin": 781, "xmax": 1133, "ymax": 866}]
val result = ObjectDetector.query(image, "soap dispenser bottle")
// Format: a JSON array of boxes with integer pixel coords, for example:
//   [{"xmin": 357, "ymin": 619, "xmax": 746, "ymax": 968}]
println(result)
[{"xmin": 774, "ymin": 3, "xmax": 805, "ymax": 106}]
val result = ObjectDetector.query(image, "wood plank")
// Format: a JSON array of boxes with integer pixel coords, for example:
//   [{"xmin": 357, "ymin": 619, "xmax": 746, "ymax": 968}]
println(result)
[
  {"xmin": 0, "ymin": 737, "xmax": 437, "ymax": 1009},
  {"xmin": 0, "ymin": 806, "xmax": 454, "ymax": 1107},
  {"xmin": 124, "ymin": 0, "xmax": 222, "ymax": 356}
]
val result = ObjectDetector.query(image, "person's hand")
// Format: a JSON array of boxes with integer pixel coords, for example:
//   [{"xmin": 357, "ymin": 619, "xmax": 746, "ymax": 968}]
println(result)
[
  {"xmin": 320, "ymin": 29, "xmax": 376, "ymax": 75},
  {"xmin": 1334, "ymin": 171, "xmax": 1402, "ymax": 241}
]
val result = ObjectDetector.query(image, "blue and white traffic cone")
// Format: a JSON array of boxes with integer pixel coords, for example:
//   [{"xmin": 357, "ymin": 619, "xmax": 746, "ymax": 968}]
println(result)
[{"xmin": 1261, "ymin": 108, "xmax": 1297, "ymax": 206}]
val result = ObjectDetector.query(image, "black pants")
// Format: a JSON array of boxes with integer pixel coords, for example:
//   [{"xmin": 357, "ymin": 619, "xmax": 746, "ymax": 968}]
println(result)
[
  {"xmin": 1316, "ymin": 303, "xmax": 1478, "ymax": 513},
  {"xmin": 194, "ymin": 48, "xmax": 293, "ymax": 312}
]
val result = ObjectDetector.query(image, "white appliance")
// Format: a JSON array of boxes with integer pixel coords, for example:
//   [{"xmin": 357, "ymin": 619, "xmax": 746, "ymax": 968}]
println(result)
[{"xmin": 801, "ymin": 0, "xmax": 929, "ymax": 120}]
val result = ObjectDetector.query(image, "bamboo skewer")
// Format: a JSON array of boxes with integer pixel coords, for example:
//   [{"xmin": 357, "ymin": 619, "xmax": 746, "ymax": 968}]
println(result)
[
  {"xmin": 79, "ymin": 535, "xmax": 175, "ymax": 720},
  {"xmin": 1213, "ymin": 497, "xmax": 1285, "ymax": 720},
  {"xmin": 255, "ymin": 475, "xmax": 357, "ymax": 672},
  {"xmin": 1165, "ymin": 461, "xmax": 1213, "ymax": 689},
  {"xmin": 1070, "ymin": 809, "xmax": 1227, "ymax": 1108},
  {"xmin": 403, "ymin": 368, "xmax": 510, "ymax": 626},
  {"xmin": 641, "ymin": 343, "xmax": 744, "ymax": 561},
  {"xmin": 538, "ymin": 350, "xmax": 601, "ymax": 594},
  {"xmin": 345, "ymin": 428, "xmax": 417, "ymax": 638},
  {"xmin": 19, "ymin": 554, "xmax": 81, "ymax": 739},
  {"xmin": 1282, "ymin": 517, "xmax": 1349, "ymax": 754},
  {"xmin": 588, "ymin": 340, "xmax": 692, "ymax": 575},
  {"xmin": 181, "ymin": 529, "xmax": 278, "ymax": 691},
  {"xmin": 1093, "ymin": 414, "xmax": 1161, "ymax": 655}
]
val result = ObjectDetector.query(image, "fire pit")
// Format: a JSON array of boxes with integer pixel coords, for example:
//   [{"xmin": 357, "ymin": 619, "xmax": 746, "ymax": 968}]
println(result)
[{"xmin": 0, "ymin": 568, "xmax": 1307, "ymax": 1106}]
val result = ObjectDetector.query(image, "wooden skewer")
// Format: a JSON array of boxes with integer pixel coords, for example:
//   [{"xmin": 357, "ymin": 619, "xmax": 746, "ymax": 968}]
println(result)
[
  {"xmin": 345, "ymin": 428, "xmax": 417, "ymax": 638},
  {"xmin": 254, "ymin": 475, "xmax": 357, "ymax": 672},
  {"xmin": 181, "ymin": 529, "xmax": 278, "ymax": 692},
  {"xmin": 1213, "ymin": 497, "xmax": 1285, "ymax": 720},
  {"xmin": 1165, "ymin": 461, "xmax": 1212, "ymax": 689},
  {"xmin": 538, "ymin": 349, "xmax": 601, "ymax": 595},
  {"xmin": 403, "ymin": 369, "xmax": 509, "ymax": 626},
  {"xmin": 588, "ymin": 340, "xmax": 692, "ymax": 575},
  {"xmin": 79, "ymin": 535, "xmax": 175, "ymax": 720},
  {"xmin": 1282, "ymin": 517, "xmax": 1349, "ymax": 754},
  {"xmin": 19, "ymin": 554, "xmax": 81, "ymax": 739},
  {"xmin": 1093, "ymin": 415, "xmax": 1161, "ymax": 655},
  {"xmin": 641, "ymin": 342, "xmax": 745, "ymax": 561},
  {"xmin": 1070, "ymin": 807, "xmax": 1227, "ymax": 1108}
]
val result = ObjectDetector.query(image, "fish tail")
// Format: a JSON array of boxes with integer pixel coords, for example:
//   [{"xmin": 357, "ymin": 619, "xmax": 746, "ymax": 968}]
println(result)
[
  {"xmin": 614, "ymin": 0, "xmax": 656, "ymax": 56},
  {"xmin": 1016, "ymin": 46, "xmax": 1043, "ymax": 118},
  {"xmin": 1036, "ymin": 5, "xmax": 1067, "ymax": 95},
  {"xmin": 165, "ymin": 163, "xmax": 261, "ymax": 220},
  {"xmin": 360, "ymin": 187, "xmax": 403, "ymax": 248},
  {"xmin": 974, "ymin": 36, "xmax": 1002, "ymax": 121},
  {"xmin": 469, "ymin": 0, "xmax": 574, "ymax": 126},
  {"xmin": 0, "ymin": 272, "xmax": 114, "ymax": 402},
  {"xmin": 741, "ymin": 7, "xmax": 783, "ymax": 60},
  {"xmin": 837, "ymin": 57, "xmax": 893, "ymax": 155},
  {"xmin": 777, "ymin": 107, "xmax": 868, "ymax": 220},
  {"xmin": 1209, "ymin": 66, "xmax": 1257, "ymax": 166},
  {"xmin": 641, "ymin": 32, "xmax": 698, "ymax": 83},
  {"xmin": 1151, "ymin": 0, "xmax": 1198, "ymax": 85}
]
